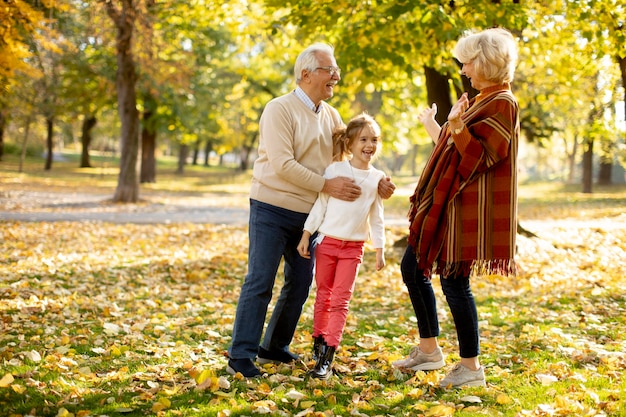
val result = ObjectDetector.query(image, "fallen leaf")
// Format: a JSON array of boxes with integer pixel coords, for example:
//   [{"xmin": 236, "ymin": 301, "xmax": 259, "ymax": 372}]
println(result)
[
  {"xmin": 459, "ymin": 395, "xmax": 482, "ymax": 403},
  {"xmin": 0, "ymin": 373, "xmax": 14, "ymax": 387},
  {"xmin": 536, "ymin": 373, "xmax": 558, "ymax": 385}
]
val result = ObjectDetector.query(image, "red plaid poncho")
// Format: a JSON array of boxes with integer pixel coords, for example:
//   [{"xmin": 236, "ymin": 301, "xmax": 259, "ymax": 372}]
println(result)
[{"xmin": 408, "ymin": 84, "xmax": 519, "ymax": 278}]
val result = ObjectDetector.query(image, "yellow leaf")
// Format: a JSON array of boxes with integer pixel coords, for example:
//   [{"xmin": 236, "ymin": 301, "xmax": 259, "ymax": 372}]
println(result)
[
  {"xmin": 409, "ymin": 403, "xmax": 429, "ymax": 412},
  {"xmin": 195, "ymin": 369, "xmax": 214, "ymax": 384},
  {"xmin": 0, "ymin": 374, "xmax": 14, "ymax": 388},
  {"xmin": 196, "ymin": 376, "xmax": 219, "ymax": 392},
  {"xmin": 11, "ymin": 384, "xmax": 26, "ymax": 394},
  {"xmin": 406, "ymin": 388, "xmax": 424, "ymax": 399},
  {"xmin": 252, "ymin": 399, "xmax": 276, "ymax": 412},
  {"xmin": 422, "ymin": 370, "xmax": 440, "ymax": 385},
  {"xmin": 162, "ymin": 386, "xmax": 180, "ymax": 396},
  {"xmin": 152, "ymin": 397, "xmax": 171, "ymax": 412},
  {"xmin": 424, "ymin": 404, "xmax": 455, "ymax": 416},
  {"xmin": 496, "ymin": 393, "xmax": 512, "ymax": 404},
  {"xmin": 56, "ymin": 408, "xmax": 74, "ymax": 417},
  {"xmin": 109, "ymin": 345, "xmax": 122, "ymax": 357},
  {"xmin": 300, "ymin": 400, "xmax": 316, "ymax": 409}
]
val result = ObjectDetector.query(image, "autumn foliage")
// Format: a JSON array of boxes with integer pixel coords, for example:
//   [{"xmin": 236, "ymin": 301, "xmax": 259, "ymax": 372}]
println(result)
[
  {"xmin": 1, "ymin": 183, "xmax": 625, "ymax": 416},
  {"xmin": 1, "ymin": 164, "xmax": 625, "ymax": 417}
]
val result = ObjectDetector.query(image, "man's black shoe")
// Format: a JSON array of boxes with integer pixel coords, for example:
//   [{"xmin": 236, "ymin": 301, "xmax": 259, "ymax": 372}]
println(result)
[
  {"xmin": 257, "ymin": 347, "xmax": 299, "ymax": 365},
  {"xmin": 226, "ymin": 358, "xmax": 261, "ymax": 378}
]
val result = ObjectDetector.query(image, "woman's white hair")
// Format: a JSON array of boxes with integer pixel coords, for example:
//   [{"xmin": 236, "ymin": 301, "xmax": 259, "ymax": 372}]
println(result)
[
  {"xmin": 294, "ymin": 43, "xmax": 335, "ymax": 84},
  {"xmin": 454, "ymin": 28, "xmax": 518, "ymax": 84}
]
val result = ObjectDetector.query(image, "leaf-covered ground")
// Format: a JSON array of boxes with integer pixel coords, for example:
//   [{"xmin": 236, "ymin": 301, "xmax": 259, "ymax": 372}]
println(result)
[
  {"xmin": 1, "ymin": 211, "xmax": 625, "ymax": 416},
  {"xmin": 1, "ymin": 176, "xmax": 625, "ymax": 417}
]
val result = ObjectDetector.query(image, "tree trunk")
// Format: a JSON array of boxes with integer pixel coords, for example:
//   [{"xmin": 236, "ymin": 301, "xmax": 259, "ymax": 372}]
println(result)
[
  {"xmin": 140, "ymin": 108, "xmax": 156, "ymax": 183},
  {"xmin": 80, "ymin": 115, "xmax": 97, "ymax": 168},
  {"xmin": 105, "ymin": 0, "xmax": 140, "ymax": 203},
  {"xmin": 139, "ymin": 2, "xmax": 157, "ymax": 184},
  {"xmin": 0, "ymin": 108, "xmax": 6, "ymax": 161},
  {"xmin": 565, "ymin": 133, "xmax": 578, "ymax": 183},
  {"xmin": 192, "ymin": 139, "xmax": 200, "ymax": 165},
  {"xmin": 582, "ymin": 139, "xmax": 593, "ymax": 193},
  {"xmin": 423, "ymin": 66, "xmax": 453, "ymax": 126},
  {"xmin": 19, "ymin": 116, "xmax": 32, "ymax": 173},
  {"xmin": 240, "ymin": 145, "xmax": 251, "ymax": 171},
  {"xmin": 177, "ymin": 144, "xmax": 188, "ymax": 174},
  {"xmin": 597, "ymin": 161, "xmax": 612, "ymax": 185},
  {"xmin": 410, "ymin": 143, "xmax": 418, "ymax": 176},
  {"xmin": 240, "ymin": 131, "xmax": 259, "ymax": 171},
  {"xmin": 44, "ymin": 117, "xmax": 54, "ymax": 170},
  {"xmin": 204, "ymin": 139, "xmax": 213, "ymax": 166},
  {"xmin": 615, "ymin": 55, "xmax": 626, "ymax": 185}
]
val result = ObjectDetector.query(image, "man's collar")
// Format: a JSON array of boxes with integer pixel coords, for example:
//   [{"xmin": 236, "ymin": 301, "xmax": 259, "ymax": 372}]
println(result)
[{"xmin": 294, "ymin": 87, "xmax": 320, "ymax": 113}]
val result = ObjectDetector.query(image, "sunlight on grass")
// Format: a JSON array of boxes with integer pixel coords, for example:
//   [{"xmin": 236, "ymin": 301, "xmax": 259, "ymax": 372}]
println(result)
[
  {"xmin": 517, "ymin": 182, "xmax": 626, "ymax": 220},
  {"xmin": 1, "ymin": 154, "xmax": 626, "ymax": 416}
]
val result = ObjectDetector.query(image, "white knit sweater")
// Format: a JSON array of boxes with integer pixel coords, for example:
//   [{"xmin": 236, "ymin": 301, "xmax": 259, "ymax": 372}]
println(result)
[{"xmin": 303, "ymin": 160, "xmax": 386, "ymax": 249}]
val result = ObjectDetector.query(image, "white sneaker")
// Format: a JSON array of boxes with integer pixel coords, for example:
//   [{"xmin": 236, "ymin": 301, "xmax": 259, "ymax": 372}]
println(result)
[
  {"xmin": 439, "ymin": 364, "xmax": 486, "ymax": 388},
  {"xmin": 392, "ymin": 346, "xmax": 445, "ymax": 371}
]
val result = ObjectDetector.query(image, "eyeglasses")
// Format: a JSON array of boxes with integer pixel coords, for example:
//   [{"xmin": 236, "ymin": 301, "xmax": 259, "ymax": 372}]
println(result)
[{"xmin": 315, "ymin": 66, "xmax": 341, "ymax": 77}]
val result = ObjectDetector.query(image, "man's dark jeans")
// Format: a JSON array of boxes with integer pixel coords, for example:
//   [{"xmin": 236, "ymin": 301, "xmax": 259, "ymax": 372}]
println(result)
[{"xmin": 228, "ymin": 199, "xmax": 315, "ymax": 360}]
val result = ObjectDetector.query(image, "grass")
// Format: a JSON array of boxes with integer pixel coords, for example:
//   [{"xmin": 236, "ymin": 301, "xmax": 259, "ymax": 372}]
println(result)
[{"xmin": 1, "ymin": 153, "xmax": 626, "ymax": 417}]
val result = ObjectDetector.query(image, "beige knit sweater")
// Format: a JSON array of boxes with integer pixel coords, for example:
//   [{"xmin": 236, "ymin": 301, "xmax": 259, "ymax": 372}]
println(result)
[{"xmin": 250, "ymin": 91, "xmax": 344, "ymax": 214}]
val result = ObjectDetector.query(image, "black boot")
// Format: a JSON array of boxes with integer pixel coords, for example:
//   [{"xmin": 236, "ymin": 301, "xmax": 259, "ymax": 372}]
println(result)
[
  {"xmin": 312, "ymin": 335, "xmax": 326, "ymax": 362},
  {"xmin": 310, "ymin": 345, "xmax": 335, "ymax": 379}
]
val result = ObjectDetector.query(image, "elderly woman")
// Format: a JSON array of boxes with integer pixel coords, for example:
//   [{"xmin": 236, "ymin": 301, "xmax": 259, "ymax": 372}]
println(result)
[{"xmin": 393, "ymin": 27, "xmax": 520, "ymax": 388}]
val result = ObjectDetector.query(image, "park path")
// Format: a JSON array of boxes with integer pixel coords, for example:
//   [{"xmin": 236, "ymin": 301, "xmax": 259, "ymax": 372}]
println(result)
[
  {"xmin": 3, "ymin": 189, "xmax": 625, "ymax": 231},
  {"xmin": 0, "ymin": 190, "xmax": 410, "ymax": 226},
  {"xmin": 0, "ymin": 190, "xmax": 250, "ymax": 224}
]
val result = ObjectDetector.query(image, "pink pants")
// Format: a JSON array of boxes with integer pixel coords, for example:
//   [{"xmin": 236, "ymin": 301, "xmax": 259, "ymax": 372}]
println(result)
[{"xmin": 313, "ymin": 236, "xmax": 364, "ymax": 348}]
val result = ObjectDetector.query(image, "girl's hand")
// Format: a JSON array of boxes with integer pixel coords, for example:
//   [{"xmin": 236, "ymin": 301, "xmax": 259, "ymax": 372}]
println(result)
[
  {"xmin": 418, "ymin": 102, "xmax": 437, "ymax": 125},
  {"xmin": 375, "ymin": 249, "xmax": 385, "ymax": 271},
  {"xmin": 418, "ymin": 103, "xmax": 442, "ymax": 143},
  {"xmin": 297, "ymin": 232, "xmax": 312, "ymax": 259}
]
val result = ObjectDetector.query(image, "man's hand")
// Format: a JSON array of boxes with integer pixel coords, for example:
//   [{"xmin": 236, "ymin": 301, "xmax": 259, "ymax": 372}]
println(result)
[
  {"xmin": 322, "ymin": 176, "xmax": 361, "ymax": 201},
  {"xmin": 378, "ymin": 176, "xmax": 396, "ymax": 200}
]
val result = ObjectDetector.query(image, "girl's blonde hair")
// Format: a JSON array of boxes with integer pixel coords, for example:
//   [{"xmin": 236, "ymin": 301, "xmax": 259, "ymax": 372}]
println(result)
[{"xmin": 332, "ymin": 112, "xmax": 381, "ymax": 162}]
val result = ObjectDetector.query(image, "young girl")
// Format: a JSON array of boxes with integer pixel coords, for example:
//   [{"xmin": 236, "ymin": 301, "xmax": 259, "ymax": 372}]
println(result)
[{"xmin": 297, "ymin": 112, "xmax": 386, "ymax": 379}]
